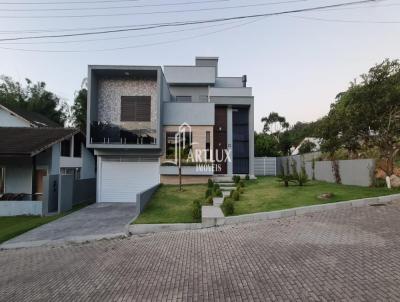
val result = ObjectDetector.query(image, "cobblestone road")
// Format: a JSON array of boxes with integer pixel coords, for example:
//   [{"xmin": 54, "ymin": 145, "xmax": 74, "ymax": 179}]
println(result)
[{"xmin": 1, "ymin": 202, "xmax": 400, "ymax": 301}]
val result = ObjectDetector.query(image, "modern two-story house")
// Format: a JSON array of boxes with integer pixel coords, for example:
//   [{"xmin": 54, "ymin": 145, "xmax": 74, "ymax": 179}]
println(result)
[{"xmin": 87, "ymin": 57, "xmax": 254, "ymax": 203}]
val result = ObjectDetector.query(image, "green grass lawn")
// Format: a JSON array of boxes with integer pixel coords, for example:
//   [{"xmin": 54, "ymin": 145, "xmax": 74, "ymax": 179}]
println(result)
[
  {"xmin": 0, "ymin": 203, "xmax": 89, "ymax": 244},
  {"xmin": 133, "ymin": 177, "xmax": 398, "ymax": 224},
  {"xmin": 231, "ymin": 177, "xmax": 398, "ymax": 216},
  {"xmin": 134, "ymin": 184, "xmax": 206, "ymax": 224}
]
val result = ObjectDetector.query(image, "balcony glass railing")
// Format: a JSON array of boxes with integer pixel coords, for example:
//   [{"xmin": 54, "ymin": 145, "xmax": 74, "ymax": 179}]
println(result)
[{"xmin": 90, "ymin": 122, "xmax": 157, "ymax": 145}]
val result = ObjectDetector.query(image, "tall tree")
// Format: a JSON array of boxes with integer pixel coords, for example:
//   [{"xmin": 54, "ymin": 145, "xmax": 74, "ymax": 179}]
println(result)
[
  {"xmin": 261, "ymin": 112, "xmax": 290, "ymax": 143},
  {"xmin": 71, "ymin": 88, "xmax": 87, "ymax": 131},
  {"xmin": 0, "ymin": 75, "xmax": 68, "ymax": 126},
  {"xmin": 320, "ymin": 59, "xmax": 400, "ymax": 174}
]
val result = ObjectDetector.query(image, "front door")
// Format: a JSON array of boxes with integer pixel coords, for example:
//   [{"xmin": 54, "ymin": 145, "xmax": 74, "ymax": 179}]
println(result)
[
  {"xmin": 35, "ymin": 169, "xmax": 47, "ymax": 194},
  {"xmin": 214, "ymin": 106, "xmax": 227, "ymax": 174}
]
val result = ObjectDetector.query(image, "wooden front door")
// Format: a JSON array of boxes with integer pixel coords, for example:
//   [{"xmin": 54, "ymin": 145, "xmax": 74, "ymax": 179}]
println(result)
[
  {"xmin": 214, "ymin": 106, "xmax": 227, "ymax": 174},
  {"xmin": 35, "ymin": 169, "xmax": 47, "ymax": 194}
]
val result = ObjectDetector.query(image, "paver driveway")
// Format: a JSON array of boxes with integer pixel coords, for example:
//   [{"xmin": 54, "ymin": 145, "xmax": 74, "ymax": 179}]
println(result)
[
  {"xmin": 1, "ymin": 201, "xmax": 400, "ymax": 301},
  {"xmin": 1, "ymin": 203, "xmax": 136, "ymax": 249}
]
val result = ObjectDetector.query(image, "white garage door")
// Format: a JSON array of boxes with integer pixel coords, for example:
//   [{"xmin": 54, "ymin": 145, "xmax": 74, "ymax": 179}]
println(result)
[{"xmin": 99, "ymin": 159, "xmax": 160, "ymax": 203}]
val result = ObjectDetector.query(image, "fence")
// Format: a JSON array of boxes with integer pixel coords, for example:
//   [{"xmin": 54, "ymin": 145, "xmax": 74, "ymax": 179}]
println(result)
[
  {"xmin": 279, "ymin": 155, "xmax": 375, "ymax": 187},
  {"xmin": 254, "ymin": 157, "xmax": 277, "ymax": 176},
  {"xmin": 43, "ymin": 175, "xmax": 96, "ymax": 215}
]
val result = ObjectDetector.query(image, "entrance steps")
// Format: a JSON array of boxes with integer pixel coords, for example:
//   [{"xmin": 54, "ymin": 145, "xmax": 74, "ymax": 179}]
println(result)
[
  {"xmin": 202, "ymin": 206, "xmax": 225, "ymax": 227},
  {"xmin": 213, "ymin": 197, "xmax": 224, "ymax": 206}
]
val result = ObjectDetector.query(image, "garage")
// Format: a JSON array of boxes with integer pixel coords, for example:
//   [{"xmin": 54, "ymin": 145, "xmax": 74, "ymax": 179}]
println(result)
[{"xmin": 98, "ymin": 158, "xmax": 160, "ymax": 203}]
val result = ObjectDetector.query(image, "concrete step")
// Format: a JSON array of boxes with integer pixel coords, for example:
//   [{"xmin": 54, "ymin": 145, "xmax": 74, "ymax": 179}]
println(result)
[
  {"xmin": 220, "ymin": 187, "xmax": 236, "ymax": 191},
  {"xmin": 213, "ymin": 197, "xmax": 224, "ymax": 206},
  {"xmin": 202, "ymin": 206, "xmax": 225, "ymax": 227},
  {"xmin": 213, "ymin": 176, "xmax": 234, "ymax": 183},
  {"xmin": 222, "ymin": 191, "xmax": 231, "ymax": 198},
  {"xmin": 218, "ymin": 182, "xmax": 235, "ymax": 186}
]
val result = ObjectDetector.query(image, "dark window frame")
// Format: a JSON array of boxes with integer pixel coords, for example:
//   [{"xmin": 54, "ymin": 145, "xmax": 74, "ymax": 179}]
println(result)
[{"xmin": 61, "ymin": 139, "xmax": 71, "ymax": 157}]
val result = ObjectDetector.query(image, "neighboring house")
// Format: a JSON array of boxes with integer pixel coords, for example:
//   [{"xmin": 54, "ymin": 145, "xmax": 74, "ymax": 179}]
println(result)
[
  {"xmin": 291, "ymin": 137, "xmax": 321, "ymax": 155},
  {"xmin": 0, "ymin": 103, "xmax": 61, "ymax": 128},
  {"xmin": 0, "ymin": 128, "xmax": 96, "ymax": 201},
  {"xmin": 87, "ymin": 56, "xmax": 255, "ymax": 203}
]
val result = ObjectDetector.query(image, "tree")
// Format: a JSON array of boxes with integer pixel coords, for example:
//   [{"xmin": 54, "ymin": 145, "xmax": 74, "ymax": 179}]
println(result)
[
  {"xmin": 261, "ymin": 112, "xmax": 290, "ymax": 143},
  {"xmin": 254, "ymin": 132, "xmax": 280, "ymax": 157},
  {"xmin": 71, "ymin": 88, "xmax": 87, "ymax": 131},
  {"xmin": 0, "ymin": 75, "xmax": 68, "ymax": 126},
  {"xmin": 320, "ymin": 59, "xmax": 400, "ymax": 174}
]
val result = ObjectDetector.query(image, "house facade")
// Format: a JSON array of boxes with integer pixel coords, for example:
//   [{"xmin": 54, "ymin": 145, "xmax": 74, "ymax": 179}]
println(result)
[
  {"xmin": 87, "ymin": 57, "xmax": 254, "ymax": 203},
  {"xmin": 0, "ymin": 104, "xmax": 95, "ymax": 204}
]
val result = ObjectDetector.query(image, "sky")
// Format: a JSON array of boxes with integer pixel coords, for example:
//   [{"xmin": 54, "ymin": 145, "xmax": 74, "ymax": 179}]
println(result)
[{"xmin": 0, "ymin": 0, "xmax": 399, "ymax": 132}]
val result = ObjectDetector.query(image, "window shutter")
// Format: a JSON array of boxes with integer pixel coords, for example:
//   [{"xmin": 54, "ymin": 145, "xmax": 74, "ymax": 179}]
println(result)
[{"xmin": 121, "ymin": 96, "xmax": 151, "ymax": 121}]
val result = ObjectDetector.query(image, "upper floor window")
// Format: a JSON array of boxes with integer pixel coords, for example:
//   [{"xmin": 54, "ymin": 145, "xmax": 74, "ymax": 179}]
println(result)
[
  {"xmin": 175, "ymin": 96, "xmax": 192, "ymax": 102},
  {"xmin": 73, "ymin": 134, "xmax": 82, "ymax": 158},
  {"xmin": 121, "ymin": 96, "xmax": 151, "ymax": 122},
  {"xmin": 61, "ymin": 139, "xmax": 71, "ymax": 157}
]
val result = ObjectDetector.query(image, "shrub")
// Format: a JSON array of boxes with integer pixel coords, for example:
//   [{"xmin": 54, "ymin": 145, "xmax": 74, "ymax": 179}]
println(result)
[
  {"xmin": 222, "ymin": 198, "xmax": 234, "ymax": 215},
  {"xmin": 239, "ymin": 187, "xmax": 244, "ymax": 194},
  {"xmin": 215, "ymin": 189, "xmax": 223, "ymax": 197},
  {"xmin": 213, "ymin": 183, "xmax": 220, "ymax": 192},
  {"xmin": 232, "ymin": 190, "xmax": 240, "ymax": 201},
  {"xmin": 229, "ymin": 190, "xmax": 234, "ymax": 197},
  {"xmin": 238, "ymin": 180, "xmax": 245, "ymax": 187},
  {"xmin": 206, "ymin": 196, "xmax": 213, "ymax": 204},
  {"xmin": 277, "ymin": 174, "xmax": 295, "ymax": 187},
  {"xmin": 192, "ymin": 199, "xmax": 202, "ymax": 220},
  {"xmin": 373, "ymin": 178, "xmax": 387, "ymax": 188},
  {"xmin": 245, "ymin": 175, "xmax": 250, "ymax": 180},
  {"xmin": 207, "ymin": 178, "xmax": 214, "ymax": 188},
  {"xmin": 205, "ymin": 188, "xmax": 213, "ymax": 198},
  {"xmin": 296, "ymin": 166, "xmax": 309, "ymax": 186},
  {"xmin": 232, "ymin": 175, "xmax": 240, "ymax": 184}
]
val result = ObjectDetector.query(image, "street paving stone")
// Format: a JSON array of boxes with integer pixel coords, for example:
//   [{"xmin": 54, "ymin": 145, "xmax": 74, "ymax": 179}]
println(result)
[{"xmin": 1, "ymin": 201, "xmax": 400, "ymax": 301}]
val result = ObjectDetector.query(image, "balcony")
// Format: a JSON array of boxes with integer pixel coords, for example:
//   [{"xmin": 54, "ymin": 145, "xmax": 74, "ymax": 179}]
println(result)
[
  {"xmin": 90, "ymin": 122, "xmax": 157, "ymax": 145},
  {"xmin": 209, "ymin": 87, "xmax": 252, "ymax": 97}
]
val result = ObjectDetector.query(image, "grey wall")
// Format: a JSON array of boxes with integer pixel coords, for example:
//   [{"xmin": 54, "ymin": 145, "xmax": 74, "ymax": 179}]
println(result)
[
  {"xmin": 162, "ymin": 102, "xmax": 215, "ymax": 126},
  {"xmin": 43, "ymin": 174, "xmax": 59, "ymax": 214},
  {"xmin": 163, "ymin": 66, "xmax": 215, "ymax": 84},
  {"xmin": 73, "ymin": 178, "xmax": 96, "ymax": 205},
  {"xmin": 136, "ymin": 184, "xmax": 159, "ymax": 214},
  {"xmin": 51, "ymin": 143, "xmax": 61, "ymax": 175},
  {"xmin": 0, "ymin": 200, "xmax": 43, "ymax": 216},
  {"xmin": 58, "ymin": 174, "xmax": 74, "ymax": 213},
  {"xmin": 215, "ymin": 77, "xmax": 243, "ymax": 88},
  {"xmin": 0, "ymin": 157, "xmax": 32, "ymax": 194},
  {"xmin": 81, "ymin": 145, "xmax": 96, "ymax": 179},
  {"xmin": 314, "ymin": 159, "xmax": 375, "ymax": 187},
  {"xmin": 277, "ymin": 154, "xmax": 375, "ymax": 187},
  {"xmin": 168, "ymin": 86, "xmax": 209, "ymax": 102}
]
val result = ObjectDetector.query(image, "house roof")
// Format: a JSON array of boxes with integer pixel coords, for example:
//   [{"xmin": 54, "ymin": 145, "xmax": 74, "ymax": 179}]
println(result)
[
  {"xmin": 0, "ymin": 103, "xmax": 62, "ymax": 128},
  {"xmin": 0, "ymin": 127, "xmax": 79, "ymax": 157},
  {"xmin": 291, "ymin": 137, "xmax": 322, "ymax": 155}
]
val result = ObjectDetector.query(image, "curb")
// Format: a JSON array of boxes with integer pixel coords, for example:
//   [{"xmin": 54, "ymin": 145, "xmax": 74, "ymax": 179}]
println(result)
[
  {"xmin": 224, "ymin": 194, "xmax": 400, "ymax": 225},
  {"xmin": 129, "ymin": 223, "xmax": 203, "ymax": 235},
  {"xmin": 128, "ymin": 193, "xmax": 400, "ymax": 235},
  {"xmin": 0, "ymin": 232, "xmax": 127, "ymax": 250}
]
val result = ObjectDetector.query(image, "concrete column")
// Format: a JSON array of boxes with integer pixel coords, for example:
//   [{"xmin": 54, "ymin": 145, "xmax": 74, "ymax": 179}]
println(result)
[{"xmin": 227, "ymin": 106, "xmax": 233, "ymax": 175}]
